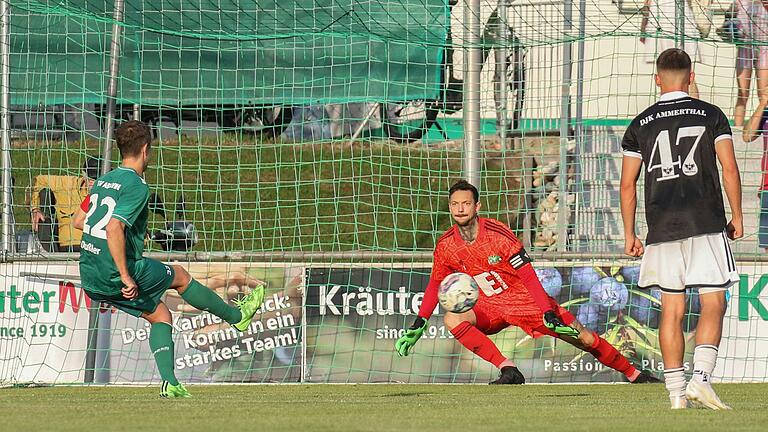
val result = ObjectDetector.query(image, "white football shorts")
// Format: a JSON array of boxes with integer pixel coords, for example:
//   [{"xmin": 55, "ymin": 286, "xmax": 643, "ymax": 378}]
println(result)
[{"xmin": 638, "ymin": 231, "xmax": 738, "ymax": 294}]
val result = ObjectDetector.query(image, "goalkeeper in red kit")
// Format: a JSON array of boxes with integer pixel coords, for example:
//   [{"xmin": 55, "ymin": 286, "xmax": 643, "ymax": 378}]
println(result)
[{"xmin": 395, "ymin": 180, "xmax": 659, "ymax": 384}]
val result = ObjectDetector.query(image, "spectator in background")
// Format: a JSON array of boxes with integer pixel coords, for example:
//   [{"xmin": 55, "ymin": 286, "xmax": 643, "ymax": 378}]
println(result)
[
  {"xmin": 743, "ymin": 99, "xmax": 768, "ymax": 250},
  {"xmin": 30, "ymin": 156, "xmax": 99, "ymax": 252},
  {"xmin": 640, "ymin": 0, "xmax": 702, "ymax": 98},
  {"xmin": 734, "ymin": 0, "xmax": 768, "ymax": 127}
]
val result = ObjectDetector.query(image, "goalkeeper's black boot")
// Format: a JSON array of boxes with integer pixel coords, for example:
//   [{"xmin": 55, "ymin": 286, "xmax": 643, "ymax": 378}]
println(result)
[
  {"xmin": 489, "ymin": 366, "xmax": 526, "ymax": 385},
  {"xmin": 631, "ymin": 371, "xmax": 662, "ymax": 384}
]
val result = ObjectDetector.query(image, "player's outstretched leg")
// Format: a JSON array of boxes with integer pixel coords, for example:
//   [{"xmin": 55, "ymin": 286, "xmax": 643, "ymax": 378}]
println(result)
[
  {"xmin": 172, "ymin": 265, "xmax": 265, "ymax": 331},
  {"xmin": 553, "ymin": 317, "xmax": 660, "ymax": 384},
  {"xmin": 142, "ymin": 302, "xmax": 191, "ymax": 398},
  {"xmin": 444, "ymin": 310, "xmax": 525, "ymax": 385},
  {"xmin": 685, "ymin": 291, "xmax": 731, "ymax": 410}
]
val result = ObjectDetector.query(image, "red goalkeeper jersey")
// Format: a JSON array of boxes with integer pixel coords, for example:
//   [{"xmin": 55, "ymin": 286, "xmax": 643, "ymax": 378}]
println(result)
[{"xmin": 418, "ymin": 217, "xmax": 546, "ymax": 319}]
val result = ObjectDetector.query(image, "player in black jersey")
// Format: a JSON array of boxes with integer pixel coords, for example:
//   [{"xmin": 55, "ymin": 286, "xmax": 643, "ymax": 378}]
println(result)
[{"xmin": 620, "ymin": 49, "xmax": 743, "ymax": 410}]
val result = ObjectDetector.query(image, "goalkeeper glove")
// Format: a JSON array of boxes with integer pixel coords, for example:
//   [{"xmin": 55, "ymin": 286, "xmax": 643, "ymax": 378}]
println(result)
[
  {"xmin": 543, "ymin": 310, "xmax": 580, "ymax": 338},
  {"xmin": 395, "ymin": 317, "xmax": 428, "ymax": 357}
]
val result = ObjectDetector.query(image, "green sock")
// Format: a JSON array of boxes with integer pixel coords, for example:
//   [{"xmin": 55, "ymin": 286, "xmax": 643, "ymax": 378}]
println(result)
[
  {"xmin": 149, "ymin": 322, "xmax": 178, "ymax": 386},
  {"xmin": 180, "ymin": 279, "xmax": 242, "ymax": 324}
]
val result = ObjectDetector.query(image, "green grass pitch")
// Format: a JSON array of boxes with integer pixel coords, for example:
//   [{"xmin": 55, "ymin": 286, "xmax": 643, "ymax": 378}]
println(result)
[{"xmin": 2, "ymin": 384, "xmax": 767, "ymax": 431}]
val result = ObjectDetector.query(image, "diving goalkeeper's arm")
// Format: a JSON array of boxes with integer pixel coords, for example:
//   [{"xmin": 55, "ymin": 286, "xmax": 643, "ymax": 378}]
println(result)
[{"xmin": 394, "ymin": 277, "xmax": 438, "ymax": 357}]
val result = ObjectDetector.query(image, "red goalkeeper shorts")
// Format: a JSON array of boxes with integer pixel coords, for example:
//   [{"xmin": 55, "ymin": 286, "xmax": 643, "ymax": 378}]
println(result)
[{"xmin": 472, "ymin": 300, "xmax": 575, "ymax": 338}]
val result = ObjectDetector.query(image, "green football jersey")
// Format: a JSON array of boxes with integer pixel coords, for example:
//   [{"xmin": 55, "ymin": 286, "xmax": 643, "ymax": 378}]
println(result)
[{"xmin": 79, "ymin": 166, "xmax": 150, "ymax": 295}]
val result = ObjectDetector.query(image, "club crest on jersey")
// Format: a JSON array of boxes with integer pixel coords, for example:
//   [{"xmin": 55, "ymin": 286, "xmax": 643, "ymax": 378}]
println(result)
[{"xmin": 487, "ymin": 255, "xmax": 501, "ymax": 265}]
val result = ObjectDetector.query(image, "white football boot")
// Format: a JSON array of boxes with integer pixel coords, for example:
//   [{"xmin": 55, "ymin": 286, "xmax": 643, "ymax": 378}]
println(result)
[{"xmin": 685, "ymin": 379, "xmax": 732, "ymax": 410}]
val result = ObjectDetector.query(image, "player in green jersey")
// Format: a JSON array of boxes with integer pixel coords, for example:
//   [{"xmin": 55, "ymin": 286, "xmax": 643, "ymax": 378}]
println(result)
[{"xmin": 75, "ymin": 120, "xmax": 264, "ymax": 398}]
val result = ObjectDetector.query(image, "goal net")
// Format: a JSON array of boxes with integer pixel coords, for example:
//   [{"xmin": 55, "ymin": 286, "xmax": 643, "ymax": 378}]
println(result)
[{"xmin": 1, "ymin": 0, "xmax": 767, "ymax": 386}]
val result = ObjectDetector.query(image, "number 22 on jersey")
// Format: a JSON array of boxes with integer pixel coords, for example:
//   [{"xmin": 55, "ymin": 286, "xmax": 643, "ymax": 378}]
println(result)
[
  {"xmin": 648, "ymin": 126, "xmax": 706, "ymax": 181},
  {"xmin": 83, "ymin": 193, "xmax": 117, "ymax": 239}
]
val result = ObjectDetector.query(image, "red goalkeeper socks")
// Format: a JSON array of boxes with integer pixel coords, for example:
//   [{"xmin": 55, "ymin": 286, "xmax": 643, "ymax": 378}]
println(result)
[
  {"xmin": 450, "ymin": 321, "xmax": 506, "ymax": 368},
  {"xmin": 587, "ymin": 333, "xmax": 638, "ymax": 379}
]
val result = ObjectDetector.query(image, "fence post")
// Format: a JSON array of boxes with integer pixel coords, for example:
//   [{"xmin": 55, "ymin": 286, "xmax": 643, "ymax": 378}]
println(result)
[
  {"xmin": 497, "ymin": 0, "xmax": 509, "ymax": 140},
  {"xmin": 675, "ymin": 0, "xmax": 685, "ymax": 49},
  {"xmin": 464, "ymin": 0, "xmax": 482, "ymax": 187},
  {"xmin": 85, "ymin": 0, "xmax": 125, "ymax": 385},
  {"xmin": 572, "ymin": 0, "xmax": 587, "ymax": 251},
  {"xmin": 557, "ymin": 0, "xmax": 573, "ymax": 251},
  {"xmin": 1, "ymin": 0, "xmax": 12, "ymax": 257}
]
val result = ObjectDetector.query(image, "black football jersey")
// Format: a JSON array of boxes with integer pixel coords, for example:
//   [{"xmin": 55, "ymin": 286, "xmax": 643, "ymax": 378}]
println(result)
[{"xmin": 622, "ymin": 91, "xmax": 732, "ymax": 245}]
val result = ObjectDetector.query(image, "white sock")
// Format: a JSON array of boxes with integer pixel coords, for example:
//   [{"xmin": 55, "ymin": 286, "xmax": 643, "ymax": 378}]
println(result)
[
  {"xmin": 664, "ymin": 367, "xmax": 686, "ymax": 399},
  {"xmin": 692, "ymin": 344, "xmax": 718, "ymax": 384}
]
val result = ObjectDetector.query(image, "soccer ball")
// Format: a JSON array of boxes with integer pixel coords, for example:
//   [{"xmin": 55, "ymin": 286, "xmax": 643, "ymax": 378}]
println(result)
[{"xmin": 438, "ymin": 273, "xmax": 479, "ymax": 313}]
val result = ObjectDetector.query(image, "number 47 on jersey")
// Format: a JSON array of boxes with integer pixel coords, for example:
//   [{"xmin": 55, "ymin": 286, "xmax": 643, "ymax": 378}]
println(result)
[{"xmin": 648, "ymin": 126, "xmax": 706, "ymax": 182}]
